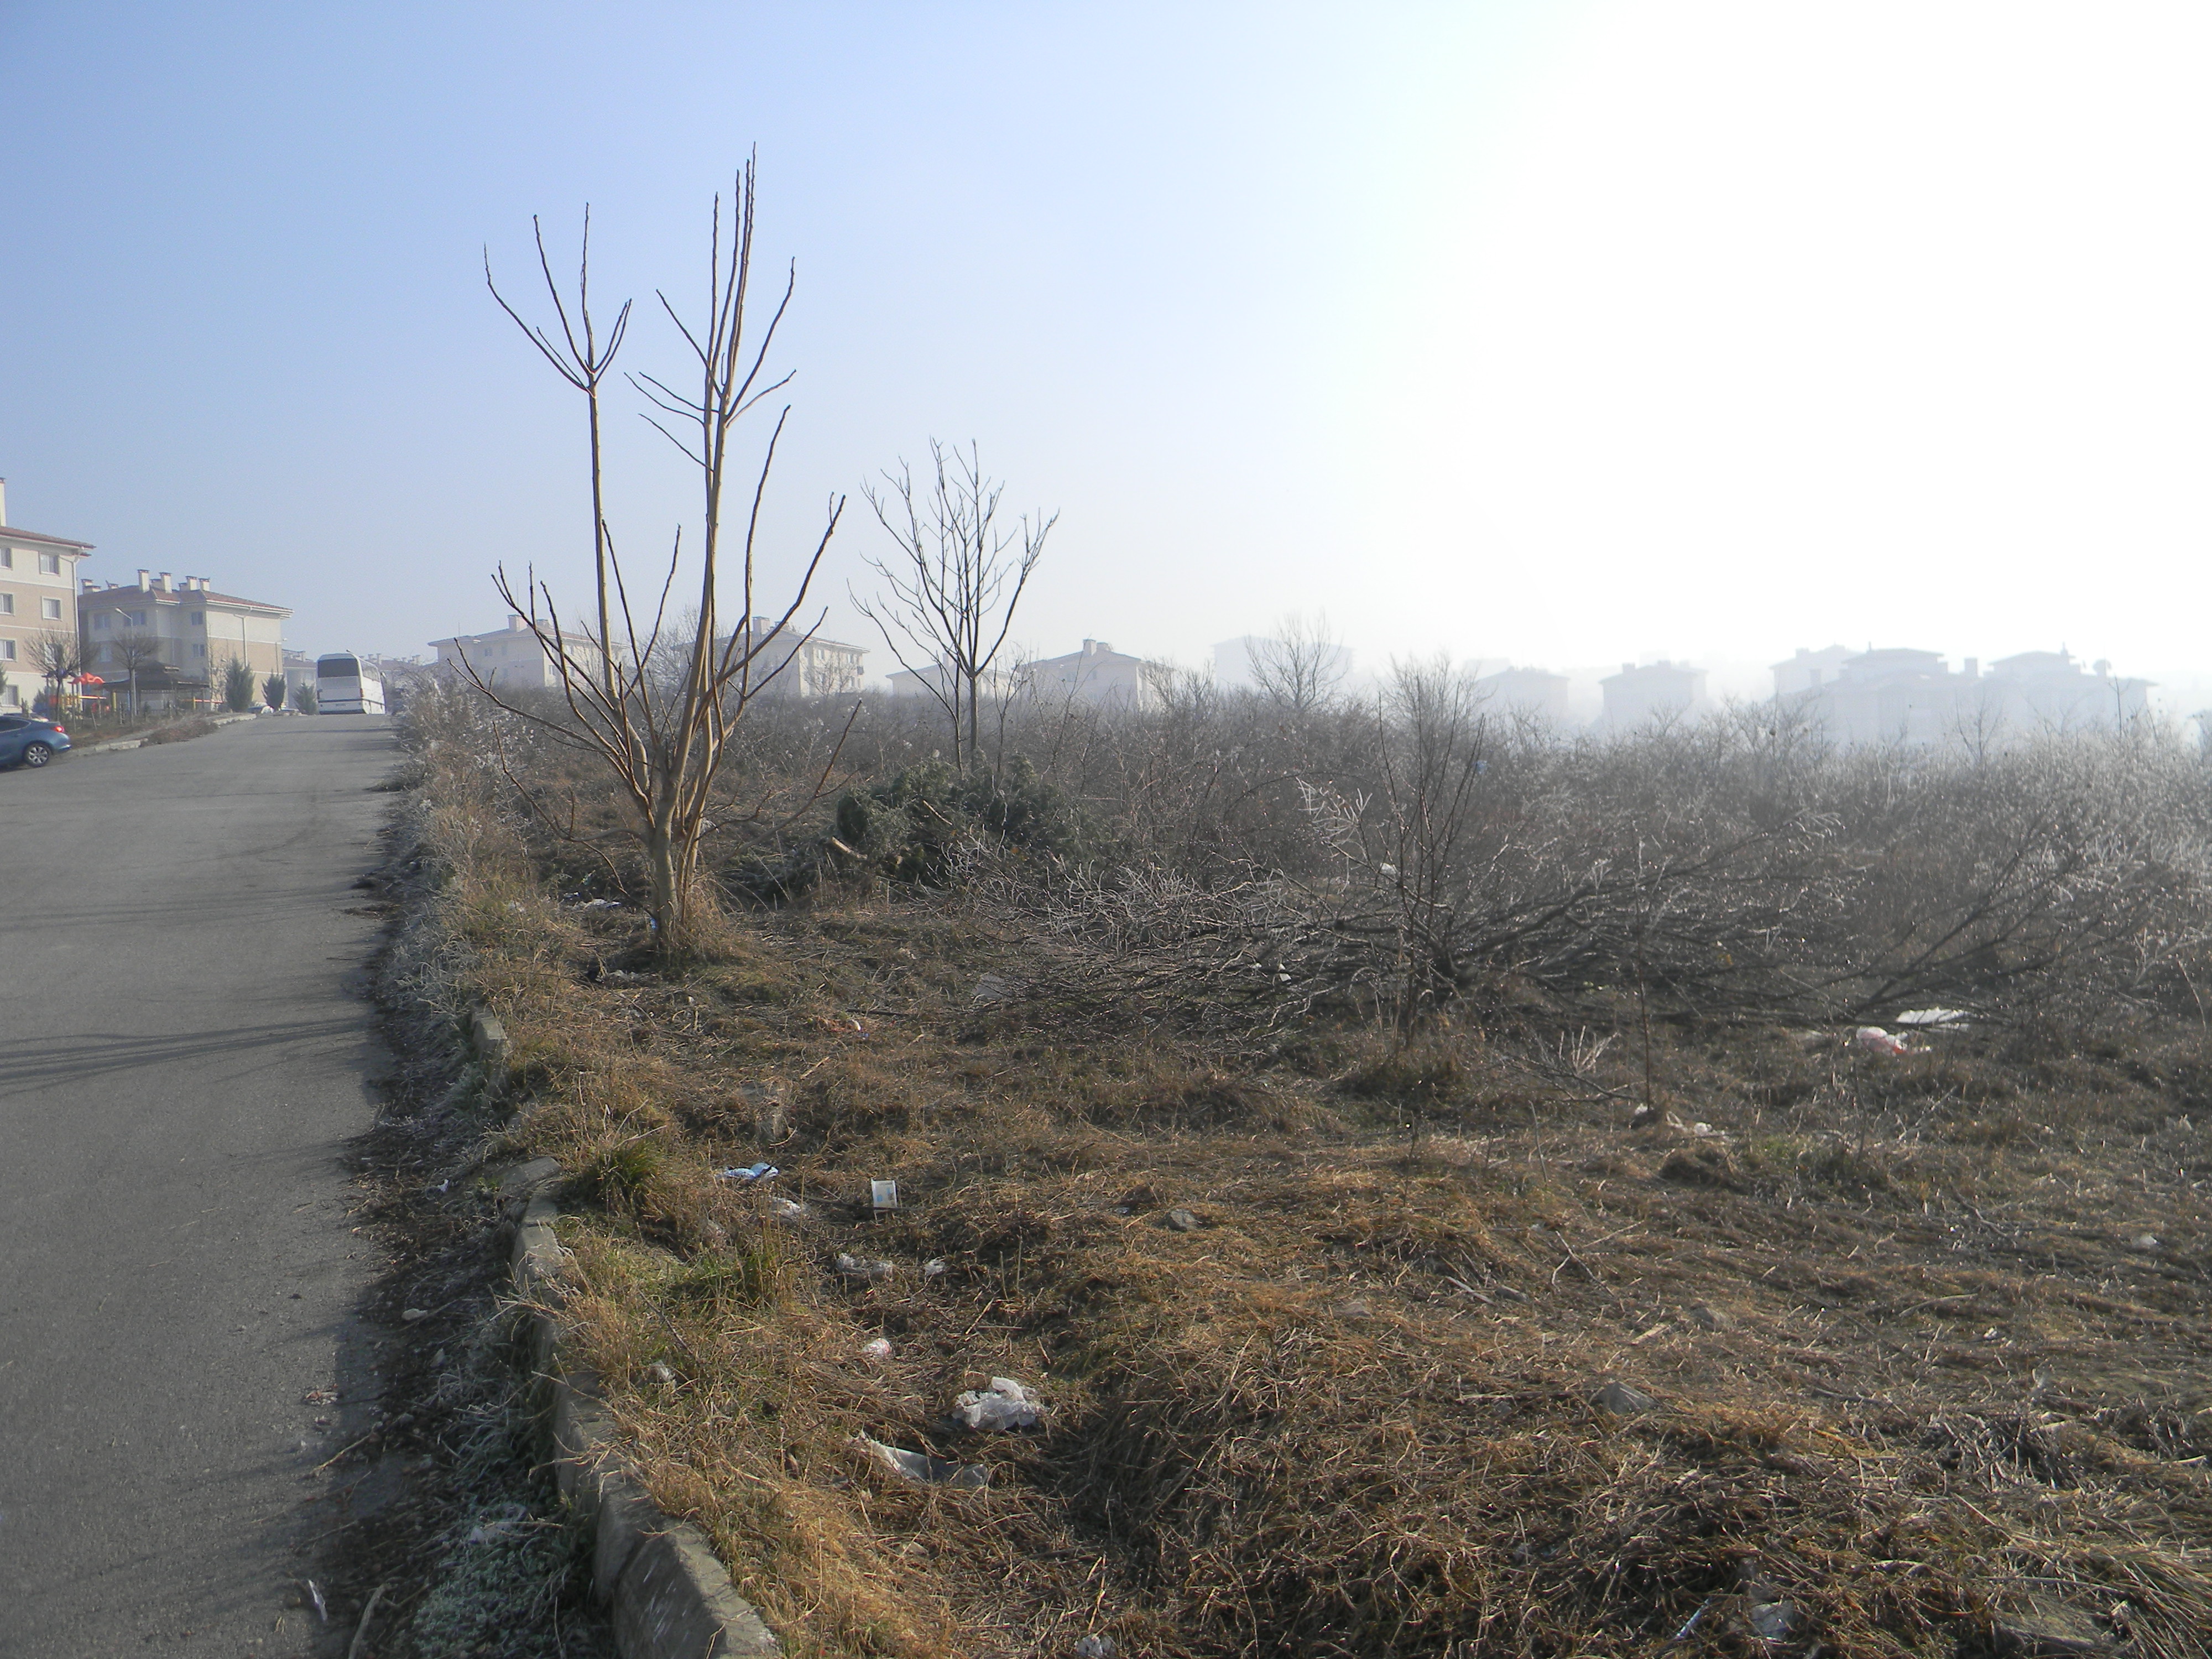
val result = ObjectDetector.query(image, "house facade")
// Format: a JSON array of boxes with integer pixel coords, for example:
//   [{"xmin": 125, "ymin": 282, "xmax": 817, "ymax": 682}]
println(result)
[
  {"xmin": 736, "ymin": 618, "xmax": 867, "ymax": 700},
  {"xmin": 430, "ymin": 615, "xmax": 604, "ymax": 691},
  {"xmin": 0, "ymin": 481, "xmax": 94, "ymax": 712},
  {"xmin": 1474, "ymin": 666, "xmax": 1572, "ymax": 726},
  {"xmin": 1775, "ymin": 646, "xmax": 2150, "ymax": 747},
  {"xmin": 78, "ymin": 571, "xmax": 290, "ymax": 711},
  {"xmin": 1599, "ymin": 660, "xmax": 1707, "ymax": 729}
]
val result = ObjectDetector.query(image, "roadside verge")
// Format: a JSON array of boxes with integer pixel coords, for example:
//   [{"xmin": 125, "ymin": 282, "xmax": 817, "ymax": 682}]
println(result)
[{"xmin": 498, "ymin": 1141, "xmax": 782, "ymax": 1658}]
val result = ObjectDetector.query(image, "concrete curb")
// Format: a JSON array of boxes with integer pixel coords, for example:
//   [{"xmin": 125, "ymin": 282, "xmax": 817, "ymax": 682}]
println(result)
[
  {"xmin": 499, "ymin": 1158, "xmax": 781, "ymax": 1657},
  {"xmin": 80, "ymin": 711, "xmax": 259, "ymax": 755}
]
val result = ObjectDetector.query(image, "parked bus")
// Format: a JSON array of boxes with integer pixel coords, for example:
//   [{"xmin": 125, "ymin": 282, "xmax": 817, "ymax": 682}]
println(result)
[{"xmin": 315, "ymin": 653, "xmax": 386, "ymax": 714}]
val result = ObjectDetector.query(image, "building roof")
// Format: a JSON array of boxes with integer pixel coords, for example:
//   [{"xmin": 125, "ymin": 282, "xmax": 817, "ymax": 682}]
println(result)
[
  {"xmin": 0, "ymin": 523, "xmax": 94, "ymax": 551},
  {"xmin": 80, "ymin": 584, "xmax": 291, "ymax": 617}
]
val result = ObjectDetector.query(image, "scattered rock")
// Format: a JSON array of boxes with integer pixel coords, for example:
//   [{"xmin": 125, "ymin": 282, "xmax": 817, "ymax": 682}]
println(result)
[
  {"xmin": 1687, "ymin": 1303, "xmax": 1733, "ymax": 1331},
  {"xmin": 1339, "ymin": 1298, "xmax": 1373, "ymax": 1321},
  {"xmin": 2126, "ymin": 1233, "xmax": 2161, "ymax": 1252},
  {"xmin": 1165, "ymin": 1208, "xmax": 1202, "ymax": 1232},
  {"xmin": 922, "ymin": 1257, "xmax": 948, "ymax": 1279},
  {"xmin": 834, "ymin": 1253, "xmax": 895, "ymax": 1282},
  {"xmin": 400, "ymin": 1307, "xmax": 429, "ymax": 1322},
  {"xmin": 973, "ymin": 973, "xmax": 1009, "ymax": 1004},
  {"xmin": 766, "ymin": 1195, "xmax": 807, "ymax": 1222},
  {"xmin": 1629, "ymin": 1103, "xmax": 1659, "ymax": 1129},
  {"xmin": 646, "ymin": 1362, "xmax": 677, "ymax": 1386},
  {"xmin": 1074, "ymin": 1637, "xmax": 1116, "ymax": 1659},
  {"xmin": 954, "ymin": 1376, "xmax": 1044, "ymax": 1431},
  {"xmin": 860, "ymin": 1337, "xmax": 894, "ymax": 1361},
  {"xmin": 1593, "ymin": 1380, "xmax": 1660, "ymax": 1415}
]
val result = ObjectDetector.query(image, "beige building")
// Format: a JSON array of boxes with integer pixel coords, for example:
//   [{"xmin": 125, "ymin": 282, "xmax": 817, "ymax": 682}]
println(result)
[
  {"xmin": 79, "ymin": 570, "xmax": 290, "ymax": 711},
  {"xmin": 0, "ymin": 481, "xmax": 95, "ymax": 712}
]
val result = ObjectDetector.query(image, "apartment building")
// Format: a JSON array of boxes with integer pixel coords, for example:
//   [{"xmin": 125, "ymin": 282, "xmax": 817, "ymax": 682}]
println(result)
[
  {"xmin": 0, "ymin": 480, "xmax": 95, "ymax": 711},
  {"xmin": 430, "ymin": 614, "xmax": 604, "ymax": 690},
  {"xmin": 1599, "ymin": 660, "xmax": 1708, "ymax": 729},
  {"xmin": 79, "ymin": 570, "xmax": 291, "ymax": 710}
]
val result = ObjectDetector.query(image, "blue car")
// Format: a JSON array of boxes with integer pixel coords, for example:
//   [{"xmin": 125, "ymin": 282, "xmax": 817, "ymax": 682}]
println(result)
[{"xmin": 0, "ymin": 713, "xmax": 72, "ymax": 769}]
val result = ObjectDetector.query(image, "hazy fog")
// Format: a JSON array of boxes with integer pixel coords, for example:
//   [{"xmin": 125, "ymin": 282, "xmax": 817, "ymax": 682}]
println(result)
[{"xmin": 2, "ymin": 2, "xmax": 2206, "ymax": 692}]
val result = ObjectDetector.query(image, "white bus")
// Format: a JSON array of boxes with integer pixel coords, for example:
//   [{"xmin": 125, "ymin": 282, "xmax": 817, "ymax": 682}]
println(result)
[{"xmin": 316, "ymin": 653, "xmax": 386, "ymax": 714}]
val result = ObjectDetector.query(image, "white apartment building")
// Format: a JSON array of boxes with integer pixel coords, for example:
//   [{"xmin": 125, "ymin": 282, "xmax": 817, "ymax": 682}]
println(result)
[
  {"xmin": 431, "ymin": 614, "xmax": 604, "ymax": 690},
  {"xmin": 0, "ymin": 480, "xmax": 94, "ymax": 711},
  {"xmin": 79, "ymin": 570, "xmax": 291, "ymax": 711}
]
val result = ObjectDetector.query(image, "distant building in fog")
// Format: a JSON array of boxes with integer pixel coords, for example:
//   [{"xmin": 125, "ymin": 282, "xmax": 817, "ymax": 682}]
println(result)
[
  {"xmin": 1600, "ymin": 660, "xmax": 1706, "ymax": 729},
  {"xmin": 1212, "ymin": 633, "xmax": 1356, "ymax": 693},
  {"xmin": 888, "ymin": 638, "xmax": 1157, "ymax": 709},
  {"xmin": 1475, "ymin": 666, "xmax": 1572, "ymax": 726},
  {"xmin": 1770, "ymin": 645, "xmax": 1854, "ymax": 697},
  {"xmin": 1775, "ymin": 645, "xmax": 2150, "ymax": 746},
  {"xmin": 1029, "ymin": 638, "xmax": 1156, "ymax": 707}
]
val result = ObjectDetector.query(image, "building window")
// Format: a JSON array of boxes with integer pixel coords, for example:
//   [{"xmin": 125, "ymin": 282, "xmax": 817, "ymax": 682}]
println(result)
[
  {"xmin": 127, "ymin": 611, "xmax": 147, "ymax": 627},
  {"xmin": 1, "ymin": 683, "xmax": 16, "ymax": 706},
  {"xmin": 0, "ymin": 547, "xmax": 11, "ymax": 567},
  {"xmin": 189, "ymin": 611, "xmax": 204, "ymax": 627},
  {"xmin": 38, "ymin": 552, "xmax": 61, "ymax": 575},
  {"xmin": 41, "ymin": 597, "xmax": 61, "ymax": 620},
  {"xmin": 93, "ymin": 613, "xmax": 109, "ymax": 629},
  {"xmin": 0, "ymin": 594, "xmax": 12, "ymax": 614},
  {"xmin": 0, "ymin": 639, "xmax": 15, "ymax": 660}
]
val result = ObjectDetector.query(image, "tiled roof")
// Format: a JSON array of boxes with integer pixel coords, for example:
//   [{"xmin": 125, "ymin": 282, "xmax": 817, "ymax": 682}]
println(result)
[
  {"xmin": 0, "ymin": 524, "xmax": 94, "ymax": 550},
  {"xmin": 80, "ymin": 586, "xmax": 291, "ymax": 616}
]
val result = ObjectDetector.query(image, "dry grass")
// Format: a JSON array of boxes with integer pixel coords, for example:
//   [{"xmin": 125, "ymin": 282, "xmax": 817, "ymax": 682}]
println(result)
[{"xmin": 389, "ymin": 831, "xmax": 2212, "ymax": 1658}]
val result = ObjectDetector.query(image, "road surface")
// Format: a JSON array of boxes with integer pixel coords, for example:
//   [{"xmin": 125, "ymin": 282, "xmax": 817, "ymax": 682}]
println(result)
[{"xmin": 0, "ymin": 714, "xmax": 396, "ymax": 1656}]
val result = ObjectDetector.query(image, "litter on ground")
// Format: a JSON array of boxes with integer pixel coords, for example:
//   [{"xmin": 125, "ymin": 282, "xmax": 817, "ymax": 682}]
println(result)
[{"xmin": 953, "ymin": 1376, "xmax": 1044, "ymax": 1431}]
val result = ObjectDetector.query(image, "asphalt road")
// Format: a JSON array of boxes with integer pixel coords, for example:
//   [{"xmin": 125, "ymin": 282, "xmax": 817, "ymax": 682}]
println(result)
[{"xmin": 0, "ymin": 714, "xmax": 397, "ymax": 1656}]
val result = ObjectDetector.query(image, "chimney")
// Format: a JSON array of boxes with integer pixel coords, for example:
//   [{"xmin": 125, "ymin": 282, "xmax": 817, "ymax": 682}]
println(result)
[
  {"xmin": 1963, "ymin": 657, "xmax": 1978, "ymax": 679},
  {"xmin": 137, "ymin": 569, "xmax": 151, "ymax": 591},
  {"xmin": 82, "ymin": 577, "xmax": 97, "ymax": 593},
  {"xmin": 156, "ymin": 572, "xmax": 173, "ymax": 592},
  {"xmin": 1621, "ymin": 662, "xmax": 1635, "ymax": 674}
]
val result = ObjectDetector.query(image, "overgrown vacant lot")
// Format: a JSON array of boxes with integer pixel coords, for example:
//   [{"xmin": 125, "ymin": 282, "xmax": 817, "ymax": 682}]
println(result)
[{"xmin": 387, "ymin": 686, "xmax": 2212, "ymax": 1658}]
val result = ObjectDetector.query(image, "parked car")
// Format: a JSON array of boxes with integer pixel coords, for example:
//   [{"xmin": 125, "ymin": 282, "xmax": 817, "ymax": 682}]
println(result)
[{"xmin": 0, "ymin": 713, "xmax": 72, "ymax": 769}]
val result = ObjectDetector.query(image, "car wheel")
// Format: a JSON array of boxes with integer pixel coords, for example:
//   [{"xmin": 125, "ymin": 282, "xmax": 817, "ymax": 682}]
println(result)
[{"xmin": 22, "ymin": 742, "xmax": 53, "ymax": 768}]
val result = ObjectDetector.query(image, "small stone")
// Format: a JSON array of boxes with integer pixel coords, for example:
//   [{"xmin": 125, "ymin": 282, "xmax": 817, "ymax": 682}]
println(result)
[
  {"xmin": 835, "ymin": 1253, "xmax": 895, "ymax": 1282},
  {"xmin": 861, "ymin": 1337, "xmax": 894, "ymax": 1360},
  {"xmin": 1074, "ymin": 1638, "xmax": 1116, "ymax": 1659},
  {"xmin": 400, "ymin": 1308, "xmax": 428, "ymax": 1322},
  {"xmin": 1687, "ymin": 1303, "xmax": 1733, "ymax": 1331},
  {"xmin": 1593, "ymin": 1380, "xmax": 1660, "ymax": 1415},
  {"xmin": 1165, "ymin": 1208, "xmax": 1201, "ymax": 1233},
  {"xmin": 2127, "ymin": 1233, "xmax": 2160, "ymax": 1252},
  {"xmin": 1339, "ymin": 1298, "xmax": 1373, "ymax": 1321},
  {"xmin": 647, "ymin": 1363, "xmax": 677, "ymax": 1386}
]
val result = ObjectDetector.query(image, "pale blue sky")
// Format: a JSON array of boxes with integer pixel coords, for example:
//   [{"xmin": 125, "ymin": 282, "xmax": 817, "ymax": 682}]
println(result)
[{"xmin": 3, "ymin": 3, "xmax": 2208, "ymax": 691}]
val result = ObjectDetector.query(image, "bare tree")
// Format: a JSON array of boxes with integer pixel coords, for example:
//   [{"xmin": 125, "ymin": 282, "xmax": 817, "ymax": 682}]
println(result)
[
  {"xmin": 480, "ymin": 158, "xmax": 843, "ymax": 957},
  {"xmin": 1248, "ymin": 612, "xmax": 1348, "ymax": 718},
  {"xmin": 108, "ymin": 632, "xmax": 166, "ymax": 716},
  {"xmin": 29, "ymin": 632, "xmax": 82, "ymax": 715},
  {"xmin": 852, "ymin": 441, "xmax": 1055, "ymax": 775}
]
